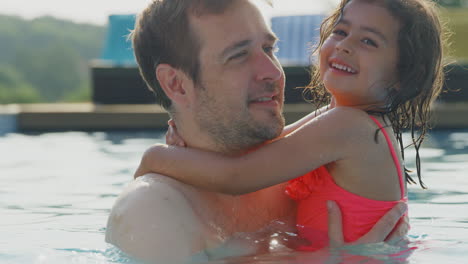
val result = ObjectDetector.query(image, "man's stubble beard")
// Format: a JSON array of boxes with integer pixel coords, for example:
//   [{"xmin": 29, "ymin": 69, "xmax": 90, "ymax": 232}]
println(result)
[{"xmin": 194, "ymin": 84, "xmax": 285, "ymax": 154}]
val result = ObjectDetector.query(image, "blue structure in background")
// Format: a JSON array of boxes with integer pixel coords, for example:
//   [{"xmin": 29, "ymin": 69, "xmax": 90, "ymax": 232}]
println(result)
[
  {"xmin": 98, "ymin": 14, "xmax": 324, "ymax": 67},
  {"xmin": 100, "ymin": 14, "xmax": 137, "ymax": 66},
  {"xmin": 271, "ymin": 15, "xmax": 325, "ymax": 66},
  {"xmin": 0, "ymin": 114, "xmax": 17, "ymax": 134}
]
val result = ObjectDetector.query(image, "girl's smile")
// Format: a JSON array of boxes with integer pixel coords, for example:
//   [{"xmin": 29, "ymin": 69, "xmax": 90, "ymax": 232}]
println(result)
[
  {"xmin": 319, "ymin": 0, "xmax": 400, "ymax": 108},
  {"xmin": 329, "ymin": 58, "xmax": 358, "ymax": 75}
]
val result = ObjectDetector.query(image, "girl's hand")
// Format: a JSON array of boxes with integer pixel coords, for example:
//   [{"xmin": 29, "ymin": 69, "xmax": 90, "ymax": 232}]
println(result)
[{"xmin": 166, "ymin": 120, "xmax": 186, "ymax": 147}]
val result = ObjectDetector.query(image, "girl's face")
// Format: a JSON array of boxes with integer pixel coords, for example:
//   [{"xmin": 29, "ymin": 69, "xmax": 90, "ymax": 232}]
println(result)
[{"xmin": 319, "ymin": 0, "xmax": 400, "ymax": 109}]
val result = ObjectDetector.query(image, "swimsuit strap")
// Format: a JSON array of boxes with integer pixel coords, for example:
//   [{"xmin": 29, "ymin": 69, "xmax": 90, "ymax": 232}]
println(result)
[{"xmin": 368, "ymin": 116, "xmax": 405, "ymax": 199}]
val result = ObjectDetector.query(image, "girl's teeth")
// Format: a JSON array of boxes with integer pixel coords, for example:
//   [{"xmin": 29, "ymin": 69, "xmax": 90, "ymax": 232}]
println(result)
[
  {"xmin": 332, "ymin": 63, "xmax": 355, "ymax": 73},
  {"xmin": 257, "ymin": 97, "xmax": 271, "ymax": 102}
]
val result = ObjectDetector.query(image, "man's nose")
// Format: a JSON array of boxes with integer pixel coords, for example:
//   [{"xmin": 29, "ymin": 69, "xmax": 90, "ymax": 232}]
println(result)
[{"xmin": 253, "ymin": 52, "xmax": 283, "ymax": 82}]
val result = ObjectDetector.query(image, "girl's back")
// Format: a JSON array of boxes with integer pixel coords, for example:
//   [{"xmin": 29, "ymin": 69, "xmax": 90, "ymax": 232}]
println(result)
[{"xmin": 286, "ymin": 109, "xmax": 406, "ymax": 250}]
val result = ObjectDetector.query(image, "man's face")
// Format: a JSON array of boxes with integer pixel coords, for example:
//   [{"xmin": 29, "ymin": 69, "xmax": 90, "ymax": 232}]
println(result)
[{"xmin": 189, "ymin": 0, "xmax": 285, "ymax": 153}]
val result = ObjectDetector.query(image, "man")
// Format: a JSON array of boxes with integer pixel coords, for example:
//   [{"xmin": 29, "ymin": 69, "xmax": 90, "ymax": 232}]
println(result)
[{"xmin": 105, "ymin": 0, "xmax": 408, "ymax": 263}]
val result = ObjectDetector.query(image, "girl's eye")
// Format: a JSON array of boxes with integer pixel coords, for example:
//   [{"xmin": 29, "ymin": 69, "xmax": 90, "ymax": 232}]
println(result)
[
  {"xmin": 362, "ymin": 38, "xmax": 378, "ymax": 47},
  {"xmin": 332, "ymin": 29, "xmax": 347, "ymax": 36}
]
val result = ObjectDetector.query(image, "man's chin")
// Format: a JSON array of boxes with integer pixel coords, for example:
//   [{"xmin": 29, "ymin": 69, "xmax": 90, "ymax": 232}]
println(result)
[{"xmin": 253, "ymin": 116, "xmax": 285, "ymax": 140}]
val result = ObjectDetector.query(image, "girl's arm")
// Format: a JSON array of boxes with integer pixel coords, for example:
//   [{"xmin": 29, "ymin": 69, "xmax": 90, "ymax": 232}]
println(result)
[
  {"xmin": 279, "ymin": 104, "xmax": 332, "ymax": 138},
  {"xmin": 137, "ymin": 107, "xmax": 359, "ymax": 195}
]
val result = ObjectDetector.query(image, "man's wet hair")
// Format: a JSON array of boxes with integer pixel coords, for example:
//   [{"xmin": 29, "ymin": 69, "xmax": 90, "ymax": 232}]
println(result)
[{"xmin": 131, "ymin": 0, "xmax": 239, "ymax": 112}]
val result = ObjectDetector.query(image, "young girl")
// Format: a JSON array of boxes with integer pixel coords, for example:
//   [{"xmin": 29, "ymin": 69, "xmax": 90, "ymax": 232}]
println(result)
[{"xmin": 136, "ymin": 0, "xmax": 445, "ymax": 251}]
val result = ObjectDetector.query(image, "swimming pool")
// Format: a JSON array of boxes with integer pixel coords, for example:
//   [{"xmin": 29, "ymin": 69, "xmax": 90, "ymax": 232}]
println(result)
[{"xmin": 0, "ymin": 129, "xmax": 467, "ymax": 263}]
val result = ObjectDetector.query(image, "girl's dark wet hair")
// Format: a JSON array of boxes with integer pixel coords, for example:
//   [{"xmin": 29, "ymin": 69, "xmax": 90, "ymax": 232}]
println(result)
[{"xmin": 306, "ymin": 0, "xmax": 446, "ymax": 188}]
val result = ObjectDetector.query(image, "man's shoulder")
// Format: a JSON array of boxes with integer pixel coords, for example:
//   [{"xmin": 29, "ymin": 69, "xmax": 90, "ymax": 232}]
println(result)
[
  {"xmin": 111, "ymin": 173, "xmax": 197, "ymax": 205},
  {"xmin": 105, "ymin": 173, "xmax": 206, "ymax": 263}
]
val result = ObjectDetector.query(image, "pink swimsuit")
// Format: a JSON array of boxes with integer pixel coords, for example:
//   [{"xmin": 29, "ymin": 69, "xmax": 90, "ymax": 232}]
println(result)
[{"xmin": 285, "ymin": 116, "xmax": 407, "ymax": 251}]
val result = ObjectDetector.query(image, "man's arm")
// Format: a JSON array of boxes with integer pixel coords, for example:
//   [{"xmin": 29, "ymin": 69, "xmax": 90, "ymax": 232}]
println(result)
[
  {"xmin": 328, "ymin": 201, "xmax": 409, "ymax": 246},
  {"xmin": 105, "ymin": 174, "xmax": 207, "ymax": 263}
]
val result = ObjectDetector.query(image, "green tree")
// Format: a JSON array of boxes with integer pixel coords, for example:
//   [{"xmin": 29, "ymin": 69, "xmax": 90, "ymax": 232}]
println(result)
[
  {"xmin": 439, "ymin": 7, "xmax": 468, "ymax": 61},
  {"xmin": 14, "ymin": 43, "xmax": 85, "ymax": 101},
  {"xmin": 434, "ymin": 0, "xmax": 468, "ymax": 8},
  {"xmin": 64, "ymin": 81, "xmax": 91, "ymax": 102},
  {"xmin": 0, "ymin": 65, "xmax": 41, "ymax": 103},
  {"xmin": 0, "ymin": 15, "xmax": 105, "ymax": 103}
]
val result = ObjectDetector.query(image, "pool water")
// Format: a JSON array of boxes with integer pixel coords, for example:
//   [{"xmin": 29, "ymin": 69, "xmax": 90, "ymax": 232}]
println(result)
[{"xmin": 0, "ymin": 129, "xmax": 467, "ymax": 264}]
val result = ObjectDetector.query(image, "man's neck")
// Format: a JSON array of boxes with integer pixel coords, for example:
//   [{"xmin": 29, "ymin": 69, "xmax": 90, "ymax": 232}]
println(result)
[
  {"xmin": 176, "ymin": 122, "xmax": 259, "ymax": 157},
  {"xmin": 172, "ymin": 120, "xmax": 294, "ymax": 233}
]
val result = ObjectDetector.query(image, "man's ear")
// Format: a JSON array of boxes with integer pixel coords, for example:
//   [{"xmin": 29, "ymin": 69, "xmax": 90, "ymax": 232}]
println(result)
[{"xmin": 156, "ymin": 64, "xmax": 192, "ymax": 105}]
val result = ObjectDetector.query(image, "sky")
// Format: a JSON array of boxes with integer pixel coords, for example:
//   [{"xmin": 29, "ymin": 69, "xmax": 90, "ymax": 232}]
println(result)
[{"xmin": 0, "ymin": 0, "xmax": 338, "ymax": 26}]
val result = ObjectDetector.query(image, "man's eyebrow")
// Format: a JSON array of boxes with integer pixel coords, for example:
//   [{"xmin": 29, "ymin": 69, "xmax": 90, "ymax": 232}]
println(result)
[
  {"xmin": 338, "ymin": 19, "xmax": 388, "ymax": 44},
  {"xmin": 220, "ymin": 33, "xmax": 279, "ymax": 59},
  {"xmin": 266, "ymin": 32, "xmax": 279, "ymax": 43}
]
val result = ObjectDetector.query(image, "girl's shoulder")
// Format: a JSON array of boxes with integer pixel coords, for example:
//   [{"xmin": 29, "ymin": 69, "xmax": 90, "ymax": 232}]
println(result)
[
  {"xmin": 328, "ymin": 106, "xmax": 368, "ymax": 117},
  {"xmin": 324, "ymin": 107, "xmax": 377, "ymax": 130},
  {"xmin": 319, "ymin": 107, "xmax": 389, "ymax": 145}
]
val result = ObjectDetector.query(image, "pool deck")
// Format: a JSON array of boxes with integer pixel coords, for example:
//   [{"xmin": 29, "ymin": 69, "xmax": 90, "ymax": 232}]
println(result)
[{"xmin": 1, "ymin": 102, "xmax": 467, "ymax": 132}]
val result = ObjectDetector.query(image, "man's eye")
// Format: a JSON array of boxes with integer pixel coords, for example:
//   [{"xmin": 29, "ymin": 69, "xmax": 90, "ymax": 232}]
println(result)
[
  {"xmin": 229, "ymin": 51, "xmax": 247, "ymax": 60},
  {"xmin": 362, "ymin": 38, "xmax": 378, "ymax": 47},
  {"xmin": 264, "ymin": 46, "xmax": 279, "ymax": 55}
]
